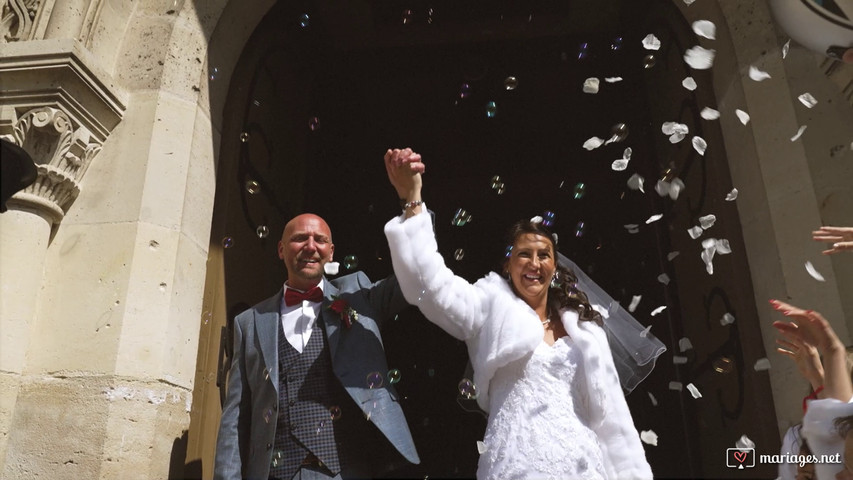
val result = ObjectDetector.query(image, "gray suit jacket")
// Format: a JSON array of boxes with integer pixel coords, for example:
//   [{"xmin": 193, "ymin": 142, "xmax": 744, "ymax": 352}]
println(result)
[{"xmin": 214, "ymin": 272, "xmax": 420, "ymax": 480}]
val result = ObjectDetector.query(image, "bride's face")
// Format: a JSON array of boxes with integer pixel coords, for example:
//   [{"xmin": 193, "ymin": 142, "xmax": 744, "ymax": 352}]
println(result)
[{"xmin": 505, "ymin": 233, "xmax": 556, "ymax": 310}]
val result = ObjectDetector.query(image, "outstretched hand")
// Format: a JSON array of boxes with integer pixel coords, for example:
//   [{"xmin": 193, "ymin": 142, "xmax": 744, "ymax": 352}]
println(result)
[
  {"xmin": 775, "ymin": 332, "xmax": 824, "ymax": 390},
  {"xmin": 812, "ymin": 226, "xmax": 853, "ymax": 255},
  {"xmin": 771, "ymin": 299, "xmax": 852, "ymax": 401},
  {"xmin": 384, "ymin": 147, "xmax": 425, "ymax": 201}
]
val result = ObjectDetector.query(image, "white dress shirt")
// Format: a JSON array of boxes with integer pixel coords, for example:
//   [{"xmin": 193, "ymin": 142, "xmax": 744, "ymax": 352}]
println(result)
[{"xmin": 280, "ymin": 282, "xmax": 324, "ymax": 353}]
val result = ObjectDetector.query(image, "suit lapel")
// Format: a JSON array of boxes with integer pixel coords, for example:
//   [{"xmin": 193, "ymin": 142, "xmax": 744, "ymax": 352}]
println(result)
[
  {"xmin": 255, "ymin": 289, "xmax": 283, "ymax": 393},
  {"xmin": 321, "ymin": 278, "xmax": 342, "ymax": 363}
]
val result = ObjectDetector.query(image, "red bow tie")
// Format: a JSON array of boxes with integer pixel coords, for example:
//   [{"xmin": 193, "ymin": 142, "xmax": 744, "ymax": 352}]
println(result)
[{"xmin": 284, "ymin": 286, "xmax": 323, "ymax": 306}]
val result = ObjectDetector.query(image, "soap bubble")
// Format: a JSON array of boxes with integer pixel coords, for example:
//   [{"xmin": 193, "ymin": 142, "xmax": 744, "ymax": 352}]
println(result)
[
  {"xmin": 577, "ymin": 42, "xmax": 590, "ymax": 60},
  {"xmin": 486, "ymin": 101, "xmax": 497, "ymax": 118},
  {"xmin": 366, "ymin": 372, "xmax": 384, "ymax": 389},
  {"xmin": 458, "ymin": 378, "xmax": 478, "ymax": 399},
  {"xmin": 344, "ymin": 255, "xmax": 358, "ymax": 270}
]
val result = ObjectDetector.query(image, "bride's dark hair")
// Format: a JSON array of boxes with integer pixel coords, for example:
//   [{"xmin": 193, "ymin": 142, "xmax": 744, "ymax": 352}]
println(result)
[{"xmin": 502, "ymin": 219, "xmax": 602, "ymax": 325}]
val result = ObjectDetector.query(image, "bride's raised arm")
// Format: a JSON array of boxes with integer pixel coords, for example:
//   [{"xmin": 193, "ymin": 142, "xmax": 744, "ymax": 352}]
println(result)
[{"xmin": 383, "ymin": 148, "xmax": 488, "ymax": 341}]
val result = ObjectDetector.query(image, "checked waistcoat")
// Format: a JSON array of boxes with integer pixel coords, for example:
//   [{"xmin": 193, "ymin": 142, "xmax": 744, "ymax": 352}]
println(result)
[{"xmin": 268, "ymin": 318, "xmax": 371, "ymax": 479}]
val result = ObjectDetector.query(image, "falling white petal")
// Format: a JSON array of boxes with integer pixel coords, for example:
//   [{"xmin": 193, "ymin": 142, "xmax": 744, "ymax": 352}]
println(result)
[
  {"xmin": 669, "ymin": 133, "xmax": 687, "ymax": 144},
  {"xmin": 642, "ymin": 34, "xmax": 661, "ymax": 50},
  {"xmin": 700, "ymin": 107, "xmax": 720, "ymax": 120},
  {"xmin": 324, "ymin": 262, "xmax": 340, "ymax": 275},
  {"xmin": 687, "ymin": 383, "xmax": 703, "ymax": 399},
  {"xmin": 699, "ymin": 214, "xmax": 716, "ymax": 229},
  {"xmin": 725, "ymin": 188, "xmax": 738, "ymax": 201},
  {"xmin": 782, "ymin": 39, "xmax": 791, "ymax": 59},
  {"xmin": 667, "ymin": 251, "xmax": 680, "ymax": 261},
  {"xmin": 669, "ymin": 381, "xmax": 683, "ymax": 391},
  {"xmin": 736, "ymin": 435, "xmax": 756, "ymax": 450},
  {"xmin": 627, "ymin": 174, "xmax": 645, "ymax": 192},
  {"xmin": 655, "ymin": 180, "xmax": 671, "ymax": 197},
  {"xmin": 736, "ymin": 109, "xmax": 750, "ymax": 125},
  {"xmin": 648, "ymin": 392, "xmax": 658, "ymax": 406},
  {"xmin": 673, "ymin": 356, "xmax": 688, "ymax": 364},
  {"xmin": 629, "ymin": 295, "xmax": 642, "ymax": 313},
  {"xmin": 530, "ymin": 215, "xmax": 543, "ymax": 224},
  {"xmin": 583, "ymin": 136, "xmax": 605, "ymax": 150},
  {"xmin": 701, "ymin": 238, "xmax": 716, "ymax": 250},
  {"xmin": 754, "ymin": 358, "xmax": 772, "ymax": 371},
  {"xmin": 477, "ymin": 441, "xmax": 487, "ymax": 454},
  {"xmin": 684, "ymin": 46, "xmax": 716, "ymax": 69},
  {"xmin": 679, "ymin": 337, "xmax": 694, "ymax": 352},
  {"xmin": 682, "ymin": 77, "xmax": 698, "ymax": 91},
  {"xmin": 640, "ymin": 325, "xmax": 653, "ymax": 337},
  {"xmin": 688, "ymin": 226, "xmax": 704, "ymax": 239},
  {"xmin": 612, "ymin": 159, "xmax": 630, "ymax": 171},
  {"xmin": 646, "ymin": 213, "xmax": 663, "ymax": 224},
  {"xmin": 701, "ymin": 247, "xmax": 715, "ymax": 275},
  {"xmin": 683, "ymin": 0, "xmax": 696, "ymax": 4},
  {"xmin": 583, "ymin": 77, "xmax": 600, "ymax": 94},
  {"xmin": 692, "ymin": 136, "xmax": 707, "ymax": 155},
  {"xmin": 715, "ymin": 239, "xmax": 732, "ymax": 254},
  {"xmin": 662, "ymin": 122, "xmax": 689, "ymax": 135},
  {"xmin": 605, "ymin": 77, "xmax": 623, "ymax": 83},
  {"xmin": 657, "ymin": 273, "xmax": 670, "ymax": 285},
  {"xmin": 628, "ymin": 227, "xmax": 640, "ymax": 234},
  {"xmin": 692, "ymin": 20, "xmax": 716, "ymax": 39},
  {"xmin": 651, "ymin": 306, "xmax": 667, "ymax": 316},
  {"xmin": 623, "ymin": 147, "xmax": 633, "ymax": 160},
  {"xmin": 720, "ymin": 313, "xmax": 735, "ymax": 326},
  {"xmin": 805, "ymin": 261, "xmax": 826, "ymax": 282},
  {"xmin": 798, "ymin": 93, "xmax": 817, "ymax": 108},
  {"xmin": 669, "ymin": 178, "xmax": 685, "ymax": 200},
  {"xmin": 640, "ymin": 430, "xmax": 659, "ymax": 446},
  {"xmin": 790, "ymin": 125, "xmax": 807, "ymax": 142},
  {"xmin": 748, "ymin": 66, "xmax": 772, "ymax": 81}
]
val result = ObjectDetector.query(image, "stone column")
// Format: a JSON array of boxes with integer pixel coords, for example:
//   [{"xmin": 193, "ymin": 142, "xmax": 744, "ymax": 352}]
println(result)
[{"xmin": 0, "ymin": 39, "xmax": 126, "ymax": 470}]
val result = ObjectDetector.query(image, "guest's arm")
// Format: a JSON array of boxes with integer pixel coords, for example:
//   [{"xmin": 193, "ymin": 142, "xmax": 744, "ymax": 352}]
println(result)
[{"xmin": 772, "ymin": 300, "xmax": 852, "ymax": 402}]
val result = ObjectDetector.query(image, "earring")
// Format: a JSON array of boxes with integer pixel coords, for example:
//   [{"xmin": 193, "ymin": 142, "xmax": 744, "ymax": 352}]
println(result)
[{"xmin": 550, "ymin": 272, "xmax": 561, "ymax": 288}]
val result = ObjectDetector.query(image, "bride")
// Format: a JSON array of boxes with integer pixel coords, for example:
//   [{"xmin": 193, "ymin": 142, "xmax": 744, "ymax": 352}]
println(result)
[{"xmin": 382, "ymin": 147, "xmax": 658, "ymax": 479}]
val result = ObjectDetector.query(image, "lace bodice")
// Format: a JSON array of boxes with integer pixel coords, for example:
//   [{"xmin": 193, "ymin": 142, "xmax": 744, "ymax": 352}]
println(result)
[{"xmin": 478, "ymin": 336, "xmax": 606, "ymax": 480}]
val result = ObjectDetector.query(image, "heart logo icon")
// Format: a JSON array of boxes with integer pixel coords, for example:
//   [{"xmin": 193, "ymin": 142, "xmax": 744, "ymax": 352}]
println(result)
[{"xmin": 734, "ymin": 451, "xmax": 747, "ymax": 464}]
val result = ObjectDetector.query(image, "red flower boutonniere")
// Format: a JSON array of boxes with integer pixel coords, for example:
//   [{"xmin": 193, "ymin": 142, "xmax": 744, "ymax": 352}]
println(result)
[{"xmin": 328, "ymin": 297, "xmax": 359, "ymax": 328}]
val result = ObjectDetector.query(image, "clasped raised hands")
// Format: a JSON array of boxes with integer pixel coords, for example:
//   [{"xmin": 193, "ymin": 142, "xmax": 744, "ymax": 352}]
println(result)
[{"xmin": 384, "ymin": 147, "xmax": 425, "ymax": 201}]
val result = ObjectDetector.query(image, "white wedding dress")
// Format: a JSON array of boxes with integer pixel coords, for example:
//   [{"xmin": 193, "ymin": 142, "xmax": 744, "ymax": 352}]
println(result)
[{"xmin": 478, "ymin": 336, "xmax": 607, "ymax": 480}]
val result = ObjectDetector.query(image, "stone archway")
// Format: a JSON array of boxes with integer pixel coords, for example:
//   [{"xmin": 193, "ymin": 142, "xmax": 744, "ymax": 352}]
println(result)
[{"xmin": 181, "ymin": 2, "xmax": 853, "ymax": 479}]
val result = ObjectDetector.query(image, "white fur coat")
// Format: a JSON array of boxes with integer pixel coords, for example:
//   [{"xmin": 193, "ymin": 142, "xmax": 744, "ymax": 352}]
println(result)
[{"xmin": 384, "ymin": 208, "xmax": 653, "ymax": 479}]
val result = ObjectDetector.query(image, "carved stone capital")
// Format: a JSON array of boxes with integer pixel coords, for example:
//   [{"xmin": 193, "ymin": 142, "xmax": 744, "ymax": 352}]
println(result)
[
  {"xmin": 0, "ymin": 39, "xmax": 126, "ymax": 224},
  {"xmin": 1, "ymin": 107, "xmax": 100, "ymax": 222}
]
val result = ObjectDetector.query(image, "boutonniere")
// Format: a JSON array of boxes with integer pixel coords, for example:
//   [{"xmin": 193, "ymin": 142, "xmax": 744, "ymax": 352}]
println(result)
[{"xmin": 328, "ymin": 297, "xmax": 358, "ymax": 328}]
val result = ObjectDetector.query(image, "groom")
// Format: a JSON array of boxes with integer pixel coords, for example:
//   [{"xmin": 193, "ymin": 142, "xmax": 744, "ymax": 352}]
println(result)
[{"xmin": 214, "ymin": 213, "xmax": 420, "ymax": 480}]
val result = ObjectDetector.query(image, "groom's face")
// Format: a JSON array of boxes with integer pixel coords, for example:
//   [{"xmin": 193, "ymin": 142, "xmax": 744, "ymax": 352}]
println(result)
[{"xmin": 279, "ymin": 214, "xmax": 335, "ymax": 290}]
